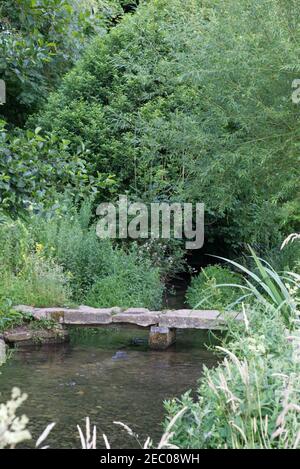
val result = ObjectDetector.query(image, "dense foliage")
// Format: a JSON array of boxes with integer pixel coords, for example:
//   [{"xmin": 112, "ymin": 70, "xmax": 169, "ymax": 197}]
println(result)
[
  {"xmin": 186, "ymin": 265, "xmax": 243, "ymax": 310},
  {"xmin": 0, "ymin": 121, "xmax": 102, "ymax": 214},
  {"xmin": 0, "ymin": 0, "xmax": 299, "ymax": 451},
  {"xmin": 0, "ymin": 0, "xmax": 126, "ymax": 214},
  {"xmin": 0, "ymin": 201, "xmax": 163, "ymax": 323},
  {"xmin": 0, "ymin": 0, "xmax": 127, "ymax": 124},
  {"xmin": 35, "ymin": 0, "xmax": 299, "ymax": 252},
  {"xmin": 30, "ymin": 200, "xmax": 164, "ymax": 306}
]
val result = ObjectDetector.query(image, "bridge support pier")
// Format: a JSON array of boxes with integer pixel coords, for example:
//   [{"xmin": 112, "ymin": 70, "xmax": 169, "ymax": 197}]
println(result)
[{"xmin": 148, "ymin": 326, "xmax": 176, "ymax": 350}]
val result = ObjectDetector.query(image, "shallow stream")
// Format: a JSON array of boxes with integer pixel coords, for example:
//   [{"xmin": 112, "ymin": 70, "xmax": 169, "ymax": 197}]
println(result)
[{"xmin": 0, "ymin": 328, "xmax": 218, "ymax": 449}]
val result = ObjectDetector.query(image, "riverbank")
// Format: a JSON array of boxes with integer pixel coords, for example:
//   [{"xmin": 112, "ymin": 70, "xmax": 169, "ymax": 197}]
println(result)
[{"xmin": 165, "ymin": 303, "xmax": 300, "ymax": 449}]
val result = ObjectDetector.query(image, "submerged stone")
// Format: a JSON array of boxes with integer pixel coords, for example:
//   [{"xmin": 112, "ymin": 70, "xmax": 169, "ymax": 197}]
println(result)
[
  {"xmin": 131, "ymin": 337, "xmax": 147, "ymax": 346},
  {"xmin": 112, "ymin": 351, "xmax": 128, "ymax": 360}
]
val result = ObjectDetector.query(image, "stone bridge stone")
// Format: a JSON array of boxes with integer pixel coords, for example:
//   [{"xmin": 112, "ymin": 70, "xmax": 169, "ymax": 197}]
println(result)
[
  {"xmin": 15, "ymin": 305, "xmax": 241, "ymax": 329},
  {"xmin": 158, "ymin": 309, "xmax": 241, "ymax": 329},
  {"xmin": 64, "ymin": 307, "xmax": 112, "ymax": 325},
  {"xmin": 149, "ymin": 326, "xmax": 176, "ymax": 350},
  {"xmin": 112, "ymin": 308, "xmax": 161, "ymax": 327},
  {"xmin": 13, "ymin": 305, "xmax": 243, "ymax": 349}
]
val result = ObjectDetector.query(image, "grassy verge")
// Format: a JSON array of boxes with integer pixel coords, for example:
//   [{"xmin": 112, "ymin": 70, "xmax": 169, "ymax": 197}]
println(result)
[
  {"xmin": 165, "ymin": 248, "xmax": 300, "ymax": 449},
  {"xmin": 0, "ymin": 202, "xmax": 164, "ymax": 313}
]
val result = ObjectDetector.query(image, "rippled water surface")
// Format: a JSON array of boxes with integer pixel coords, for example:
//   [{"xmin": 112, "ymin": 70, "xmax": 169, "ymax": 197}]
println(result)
[{"xmin": 0, "ymin": 328, "xmax": 218, "ymax": 449}]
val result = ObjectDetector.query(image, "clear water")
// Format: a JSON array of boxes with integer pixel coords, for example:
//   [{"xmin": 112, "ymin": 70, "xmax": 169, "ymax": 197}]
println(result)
[{"xmin": 0, "ymin": 328, "xmax": 218, "ymax": 449}]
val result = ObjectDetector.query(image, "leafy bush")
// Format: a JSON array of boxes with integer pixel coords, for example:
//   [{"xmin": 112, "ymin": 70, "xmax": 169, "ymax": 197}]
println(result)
[
  {"xmin": 85, "ymin": 248, "xmax": 163, "ymax": 309},
  {"xmin": 0, "ymin": 1, "xmax": 126, "ymax": 216},
  {"xmin": 29, "ymin": 201, "xmax": 113, "ymax": 298},
  {"xmin": 0, "ymin": 217, "xmax": 71, "ymax": 308},
  {"xmin": 186, "ymin": 265, "xmax": 243, "ymax": 310},
  {"xmin": 0, "ymin": 208, "xmax": 164, "ymax": 310},
  {"xmin": 35, "ymin": 0, "xmax": 300, "ymax": 250},
  {"xmin": 0, "ymin": 301, "xmax": 24, "ymax": 331},
  {"xmin": 28, "ymin": 200, "xmax": 164, "ymax": 308},
  {"xmin": 0, "ymin": 0, "xmax": 120, "ymax": 124},
  {"xmin": 129, "ymin": 238, "xmax": 186, "ymax": 283},
  {"xmin": 0, "ymin": 121, "xmax": 107, "ymax": 215}
]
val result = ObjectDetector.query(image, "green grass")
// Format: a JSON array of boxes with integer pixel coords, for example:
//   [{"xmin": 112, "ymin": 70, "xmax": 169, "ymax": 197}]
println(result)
[{"xmin": 213, "ymin": 246, "xmax": 299, "ymax": 325}]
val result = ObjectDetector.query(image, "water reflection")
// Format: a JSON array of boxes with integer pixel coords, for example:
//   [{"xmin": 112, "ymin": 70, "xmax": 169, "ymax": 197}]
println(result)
[{"xmin": 0, "ymin": 329, "xmax": 218, "ymax": 449}]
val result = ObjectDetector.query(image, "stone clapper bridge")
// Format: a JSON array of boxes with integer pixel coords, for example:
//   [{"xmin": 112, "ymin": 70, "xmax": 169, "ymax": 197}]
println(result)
[{"xmin": 6, "ymin": 306, "xmax": 243, "ymax": 350}]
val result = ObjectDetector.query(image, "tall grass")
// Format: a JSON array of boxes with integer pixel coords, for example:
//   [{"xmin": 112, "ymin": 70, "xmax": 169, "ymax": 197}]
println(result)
[
  {"xmin": 0, "ymin": 389, "xmax": 186, "ymax": 449},
  {"xmin": 165, "ymin": 242, "xmax": 300, "ymax": 449},
  {"xmin": 0, "ymin": 254, "xmax": 71, "ymax": 308},
  {"xmin": 0, "ymin": 218, "xmax": 71, "ymax": 309},
  {"xmin": 165, "ymin": 303, "xmax": 300, "ymax": 449},
  {"xmin": 0, "ymin": 201, "xmax": 164, "ymax": 311},
  {"xmin": 212, "ymin": 246, "xmax": 299, "ymax": 325}
]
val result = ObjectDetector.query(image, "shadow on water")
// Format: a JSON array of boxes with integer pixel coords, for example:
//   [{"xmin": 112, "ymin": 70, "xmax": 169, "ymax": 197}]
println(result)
[{"xmin": 0, "ymin": 327, "xmax": 219, "ymax": 449}]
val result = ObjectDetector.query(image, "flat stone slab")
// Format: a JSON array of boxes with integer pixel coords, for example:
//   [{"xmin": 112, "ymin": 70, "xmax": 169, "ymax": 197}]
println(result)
[
  {"xmin": 14, "ymin": 305, "xmax": 36, "ymax": 314},
  {"xmin": 14, "ymin": 305, "xmax": 76, "ymax": 322},
  {"xmin": 14, "ymin": 305, "xmax": 242, "ymax": 330},
  {"xmin": 112, "ymin": 308, "xmax": 160, "ymax": 327},
  {"xmin": 64, "ymin": 308, "xmax": 112, "ymax": 325},
  {"xmin": 14, "ymin": 305, "xmax": 114, "ymax": 325},
  {"xmin": 159, "ymin": 310, "xmax": 242, "ymax": 330}
]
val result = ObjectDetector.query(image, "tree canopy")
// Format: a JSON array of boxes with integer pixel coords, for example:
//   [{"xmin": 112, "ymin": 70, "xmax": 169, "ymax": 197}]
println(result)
[{"xmin": 34, "ymin": 0, "xmax": 299, "ymax": 250}]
